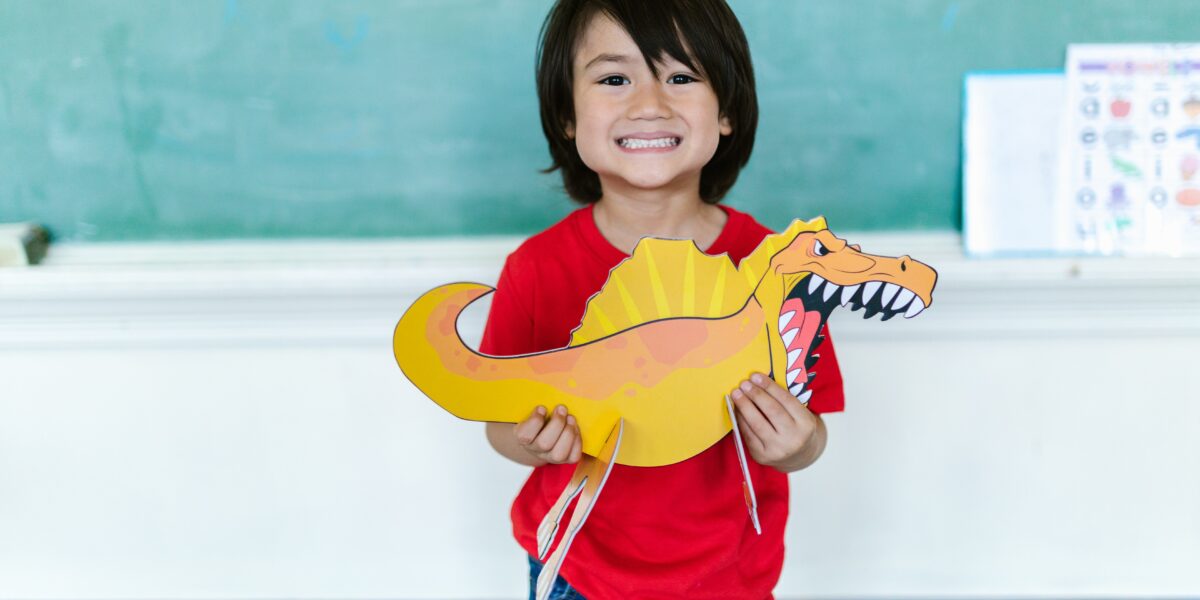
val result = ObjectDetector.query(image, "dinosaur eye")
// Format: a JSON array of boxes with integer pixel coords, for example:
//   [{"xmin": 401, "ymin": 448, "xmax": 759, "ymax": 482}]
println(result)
[{"xmin": 813, "ymin": 239, "xmax": 829, "ymax": 256}]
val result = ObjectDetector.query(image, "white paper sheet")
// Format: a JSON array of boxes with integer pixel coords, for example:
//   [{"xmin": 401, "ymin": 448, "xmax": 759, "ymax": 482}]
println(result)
[{"xmin": 963, "ymin": 72, "xmax": 1064, "ymax": 257}]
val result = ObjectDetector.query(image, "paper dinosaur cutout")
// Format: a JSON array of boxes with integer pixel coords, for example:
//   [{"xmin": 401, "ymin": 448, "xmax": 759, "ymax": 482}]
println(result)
[{"xmin": 392, "ymin": 217, "xmax": 938, "ymax": 598}]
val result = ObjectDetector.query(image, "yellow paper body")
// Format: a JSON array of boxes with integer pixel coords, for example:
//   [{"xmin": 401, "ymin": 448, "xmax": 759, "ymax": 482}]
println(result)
[{"xmin": 393, "ymin": 283, "xmax": 771, "ymax": 466}]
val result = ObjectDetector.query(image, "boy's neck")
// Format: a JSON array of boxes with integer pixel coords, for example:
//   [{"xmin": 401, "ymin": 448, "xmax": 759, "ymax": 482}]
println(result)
[{"xmin": 592, "ymin": 188, "xmax": 727, "ymax": 255}]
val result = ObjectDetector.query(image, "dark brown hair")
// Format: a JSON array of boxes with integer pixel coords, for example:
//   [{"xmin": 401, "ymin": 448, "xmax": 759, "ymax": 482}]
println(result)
[{"xmin": 536, "ymin": 0, "xmax": 758, "ymax": 204}]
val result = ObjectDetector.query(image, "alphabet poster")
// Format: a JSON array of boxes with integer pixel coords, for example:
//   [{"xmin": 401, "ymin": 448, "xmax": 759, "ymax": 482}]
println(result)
[{"xmin": 1059, "ymin": 43, "xmax": 1200, "ymax": 256}]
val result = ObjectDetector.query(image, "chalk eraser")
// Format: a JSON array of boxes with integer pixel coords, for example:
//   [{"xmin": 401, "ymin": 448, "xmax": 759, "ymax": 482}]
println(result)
[{"xmin": 0, "ymin": 223, "xmax": 50, "ymax": 266}]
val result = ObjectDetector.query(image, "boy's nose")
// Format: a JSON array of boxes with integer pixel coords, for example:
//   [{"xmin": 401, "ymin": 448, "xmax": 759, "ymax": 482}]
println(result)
[{"xmin": 627, "ymin": 84, "xmax": 672, "ymax": 120}]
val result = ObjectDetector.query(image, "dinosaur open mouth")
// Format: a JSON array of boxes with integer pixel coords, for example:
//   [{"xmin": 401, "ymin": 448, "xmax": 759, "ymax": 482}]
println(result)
[
  {"xmin": 776, "ymin": 274, "xmax": 926, "ymax": 401},
  {"xmin": 800, "ymin": 275, "xmax": 927, "ymax": 321}
]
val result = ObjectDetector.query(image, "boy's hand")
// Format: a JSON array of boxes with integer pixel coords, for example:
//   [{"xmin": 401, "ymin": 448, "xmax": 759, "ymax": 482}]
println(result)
[
  {"xmin": 730, "ymin": 372, "xmax": 825, "ymax": 472},
  {"xmin": 513, "ymin": 405, "xmax": 582, "ymax": 466}
]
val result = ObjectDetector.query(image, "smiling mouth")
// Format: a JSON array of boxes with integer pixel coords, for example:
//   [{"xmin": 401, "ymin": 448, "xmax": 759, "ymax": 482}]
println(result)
[{"xmin": 616, "ymin": 137, "xmax": 681, "ymax": 149}]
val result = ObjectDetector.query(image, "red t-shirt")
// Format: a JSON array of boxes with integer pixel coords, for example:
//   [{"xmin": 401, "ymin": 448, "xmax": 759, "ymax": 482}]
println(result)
[{"xmin": 480, "ymin": 204, "xmax": 845, "ymax": 600}]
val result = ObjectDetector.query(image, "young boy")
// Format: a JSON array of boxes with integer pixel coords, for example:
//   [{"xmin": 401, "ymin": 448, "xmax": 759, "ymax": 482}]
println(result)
[{"xmin": 481, "ymin": 1, "xmax": 845, "ymax": 598}]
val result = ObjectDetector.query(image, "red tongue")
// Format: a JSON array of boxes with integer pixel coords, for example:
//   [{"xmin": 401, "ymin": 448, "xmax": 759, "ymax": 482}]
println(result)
[{"xmin": 779, "ymin": 300, "xmax": 822, "ymax": 374}]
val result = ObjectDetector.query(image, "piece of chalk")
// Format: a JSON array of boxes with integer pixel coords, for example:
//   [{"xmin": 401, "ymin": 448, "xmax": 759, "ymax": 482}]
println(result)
[{"xmin": 0, "ymin": 223, "xmax": 50, "ymax": 266}]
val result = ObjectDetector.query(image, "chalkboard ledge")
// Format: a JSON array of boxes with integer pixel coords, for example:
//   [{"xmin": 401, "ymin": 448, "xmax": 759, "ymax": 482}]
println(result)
[{"xmin": 2, "ymin": 233, "xmax": 1199, "ymax": 350}]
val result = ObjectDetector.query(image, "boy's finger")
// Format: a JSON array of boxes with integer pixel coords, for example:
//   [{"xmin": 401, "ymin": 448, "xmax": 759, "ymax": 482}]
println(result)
[
  {"xmin": 732, "ymin": 396, "xmax": 767, "ymax": 456},
  {"xmin": 732, "ymin": 388, "xmax": 774, "ymax": 444},
  {"xmin": 547, "ymin": 416, "xmax": 577, "ymax": 462},
  {"xmin": 569, "ymin": 425, "xmax": 583, "ymax": 463},
  {"xmin": 531, "ymin": 405, "xmax": 568, "ymax": 452},
  {"xmin": 751, "ymin": 372, "xmax": 809, "ymax": 423},
  {"xmin": 513, "ymin": 406, "xmax": 547, "ymax": 445},
  {"xmin": 739, "ymin": 379, "xmax": 787, "ymax": 433}
]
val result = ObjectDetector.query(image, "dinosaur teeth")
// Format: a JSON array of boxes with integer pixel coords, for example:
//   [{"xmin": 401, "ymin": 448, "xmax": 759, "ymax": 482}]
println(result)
[
  {"xmin": 904, "ymin": 298, "xmax": 926, "ymax": 318},
  {"xmin": 797, "ymin": 389, "xmax": 813, "ymax": 403},
  {"xmin": 846, "ymin": 280, "xmax": 926, "ymax": 320},
  {"xmin": 786, "ymin": 369, "xmax": 800, "ymax": 386},
  {"xmin": 781, "ymin": 328, "xmax": 798, "ymax": 348},
  {"xmin": 821, "ymin": 281, "xmax": 840, "ymax": 303},
  {"xmin": 861, "ymin": 281, "xmax": 882, "ymax": 304},
  {"xmin": 890, "ymin": 288, "xmax": 916, "ymax": 310},
  {"xmin": 786, "ymin": 349, "xmax": 802, "ymax": 370},
  {"xmin": 778, "ymin": 311, "xmax": 795, "ymax": 332},
  {"xmin": 880, "ymin": 283, "xmax": 901, "ymax": 307},
  {"xmin": 807, "ymin": 274, "xmax": 825, "ymax": 295},
  {"xmin": 840, "ymin": 284, "xmax": 860, "ymax": 306},
  {"xmin": 789, "ymin": 382, "xmax": 807, "ymax": 397}
]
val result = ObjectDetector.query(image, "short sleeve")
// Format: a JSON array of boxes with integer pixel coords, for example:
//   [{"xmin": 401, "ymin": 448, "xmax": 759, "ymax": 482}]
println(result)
[
  {"xmin": 805, "ymin": 322, "xmax": 846, "ymax": 414},
  {"xmin": 478, "ymin": 255, "xmax": 537, "ymax": 357}
]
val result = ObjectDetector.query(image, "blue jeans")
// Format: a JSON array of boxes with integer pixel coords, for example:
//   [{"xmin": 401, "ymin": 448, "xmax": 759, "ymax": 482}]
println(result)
[{"xmin": 528, "ymin": 555, "xmax": 585, "ymax": 600}]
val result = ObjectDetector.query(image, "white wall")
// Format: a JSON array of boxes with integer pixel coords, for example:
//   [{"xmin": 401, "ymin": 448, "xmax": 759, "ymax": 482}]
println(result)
[{"xmin": 1, "ymin": 235, "xmax": 1198, "ymax": 598}]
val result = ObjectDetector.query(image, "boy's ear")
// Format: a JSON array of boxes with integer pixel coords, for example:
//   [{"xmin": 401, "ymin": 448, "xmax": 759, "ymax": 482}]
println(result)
[
  {"xmin": 564, "ymin": 121, "xmax": 575, "ymax": 140},
  {"xmin": 719, "ymin": 113, "xmax": 733, "ymax": 136}
]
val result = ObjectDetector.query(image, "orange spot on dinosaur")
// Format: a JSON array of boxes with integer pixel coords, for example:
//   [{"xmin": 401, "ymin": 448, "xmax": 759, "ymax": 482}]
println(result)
[
  {"xmin": 438, "ymin": 304, "xmax": 461, "ymax": 337},
  {"xmin": 529, "ymin": 350, "xmax": 583, "ymax": 375},
  {"xmin": 636, "ymin": 320, "xmax": 708, "ymax": 365},
  {"xmin": 466, "ymin": 356, "xmax": 481, "ymax": 373}
]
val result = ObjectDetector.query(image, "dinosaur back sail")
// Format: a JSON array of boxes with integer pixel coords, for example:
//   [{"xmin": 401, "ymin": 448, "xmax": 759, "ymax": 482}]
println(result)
[
  {"xmin": 570, "ymin": 239, "xmax": 749, "ymax": 345},
  {"xmin": 570, "ymin": 216, "xmax": 829, "ymax": 347}
]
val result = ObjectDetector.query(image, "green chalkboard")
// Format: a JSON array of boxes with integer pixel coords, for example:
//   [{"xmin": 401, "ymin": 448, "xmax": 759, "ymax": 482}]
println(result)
[{"xmin": 2, "ymin": 0, "xmax": 1198, "ymax": 241}]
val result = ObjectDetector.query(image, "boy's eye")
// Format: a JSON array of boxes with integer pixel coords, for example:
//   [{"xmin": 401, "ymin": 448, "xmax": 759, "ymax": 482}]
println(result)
[{"xmin": 598, "ymin": 74, "xmax": 698, "ymax": 86}]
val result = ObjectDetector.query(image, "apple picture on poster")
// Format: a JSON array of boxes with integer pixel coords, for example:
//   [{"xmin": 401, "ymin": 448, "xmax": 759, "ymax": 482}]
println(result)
[{"xmin": 1111, "ymin": 98, "xmax": 1132, "ymax": 118}]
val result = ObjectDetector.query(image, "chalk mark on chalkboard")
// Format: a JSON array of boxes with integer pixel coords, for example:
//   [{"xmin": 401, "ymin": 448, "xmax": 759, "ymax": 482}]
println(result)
[
  {"xmin": 0, "ymin": 77, "xmax": 9, "ymax": 121},
  {"xmin": 941, "ymin": 3, "xmax": 960, "ymax": 32},
  {"xmin": 102, "ymin": 23, "xmax": 159, "ymax": 220},
  {"xmin": 325, "ymin": 17, "xmax": 369, "ymax": 55}
]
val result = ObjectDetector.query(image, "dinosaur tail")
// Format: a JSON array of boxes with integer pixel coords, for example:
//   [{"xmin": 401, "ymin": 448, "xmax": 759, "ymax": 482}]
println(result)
[{"xmin": 392, "ymin": 283, "xmax": 619, "ymax": 455}]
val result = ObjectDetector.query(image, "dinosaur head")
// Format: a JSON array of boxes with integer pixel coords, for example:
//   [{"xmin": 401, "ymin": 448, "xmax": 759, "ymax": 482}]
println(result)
[{"xmin": 748, "ymin": 220, "xmax": 938, "ymax": 402}]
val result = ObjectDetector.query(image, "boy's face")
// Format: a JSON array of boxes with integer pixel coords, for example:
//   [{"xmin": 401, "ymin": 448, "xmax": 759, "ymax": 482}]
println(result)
[{"xmin": 566, "ymin": 14, "xmax": 732, "ymax": 199}]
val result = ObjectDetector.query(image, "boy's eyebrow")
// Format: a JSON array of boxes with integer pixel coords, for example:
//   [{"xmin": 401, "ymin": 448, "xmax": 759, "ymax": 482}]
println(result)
[
  {"xmin": 583, "ymin": 52, "xmax": 692, "ymax": 73},
  {"xmin": 583, "ymin": 53, "xmax": 634, "ymax": 70}
]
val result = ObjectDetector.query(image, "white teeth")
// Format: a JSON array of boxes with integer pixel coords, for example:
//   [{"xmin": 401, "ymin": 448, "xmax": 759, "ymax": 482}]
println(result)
[
  {"xmin": 840, "ymin": 284, "xmax": 860, "ymax": 306},
  {"xmin": 904, "ymin": 298, "xmax": 926, "ymax": 318},
  {"xmin": 789, "ymin": 382, "xmax": 807, "ymax": 397},
  {"xmin": 797, "ymin": 389, "xmax": 813, "ymax": 403},
  {"xmin": 891, "ymin": 288, "xmax": 915, "ymax": 310},
  {"xmin": 807, "ymin": 274, "xmax": 825, "ymax": 294},
  {"xmin": 786, "ymin": 369, "xmax": 800, "ymax": 386},
  {"xmin": 778, "ymin": 311, "xmax": 795, "ymax": 332},
  {"xmin": 781, "ymin": 328, "xmax": 798, "ymax": 348},
  {"xmin": 786, "ymin": 349, "xmax": 801, "ymax": 369},
  {"xmin": 862, "ymin": 281, "xmax": 882, "ymax": 303},
  {"xmin": 822, "ymin": 282, "xmax": 840, "ymax": 303},
  {"xmin": 880, "ymin": 283, "xmax": 900, "ymax": 306},
  {"xmin": 619, "ymin": 137, "xmax": 678, "ymax": 149}
]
